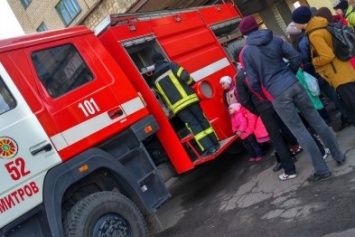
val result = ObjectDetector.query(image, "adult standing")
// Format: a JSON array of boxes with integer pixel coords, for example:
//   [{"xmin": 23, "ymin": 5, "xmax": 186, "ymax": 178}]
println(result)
[
  {"xmin": 233, "ymin": 46, "xmax": 298, "ymax": 177},
  {"xmin": 151, "ymin": 53, "xmax": 219, "ymax": 156},
  {"xmin": 292, "ymin": 6, "xmax": 355, "ymax": 126},
  {"xmin": 286, "ymin": 21, "xmax": 345, "ymax": 128},
  {"xmin": 238, "ymin": 15, "xmax": 346, "ymax": 182}
]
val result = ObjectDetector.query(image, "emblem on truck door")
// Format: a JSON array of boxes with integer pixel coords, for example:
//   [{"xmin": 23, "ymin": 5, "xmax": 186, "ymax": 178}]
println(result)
[{"xmin": 0, "ymin": 136, "xmax": 18, "ymax": 159}]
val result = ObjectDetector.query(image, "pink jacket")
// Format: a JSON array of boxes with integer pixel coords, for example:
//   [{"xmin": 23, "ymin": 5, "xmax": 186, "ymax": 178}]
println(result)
[
  {"xmin": 229, "ymin": 103, "xmax": 257, "ymax": 140},
  {"xmin": 254, "ymin": 117, "xmax": 270, "ymax": 143}
]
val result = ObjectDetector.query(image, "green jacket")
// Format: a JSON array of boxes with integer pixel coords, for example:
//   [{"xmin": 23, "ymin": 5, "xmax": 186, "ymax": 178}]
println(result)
[{"xmin": 345, "ymin": 6, "xmax": 355, "ymax": 28}]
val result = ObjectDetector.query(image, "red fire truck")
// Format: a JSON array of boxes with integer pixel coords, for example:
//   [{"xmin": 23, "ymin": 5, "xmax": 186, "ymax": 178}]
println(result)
[
  {"xmin": 96, "ymin": 2, "xmax": 244, "ymax": 173},
  {"xmin": 0, "ymin": 3, "xmax": 243, "ymax": 237}
]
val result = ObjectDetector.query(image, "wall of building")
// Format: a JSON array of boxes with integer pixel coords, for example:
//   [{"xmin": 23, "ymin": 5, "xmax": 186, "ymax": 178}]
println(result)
[
  {"xmin": 253, "ymin": 0, "xmax": 337, "ymax": 38},
  {"xmin": 82, "ymin": 0, "xmax": 137, "ymax": 29},
  {"xmin": 8, "ymin": 0, "xmax": 136, "ymax": 34},
  {"xmin": 8, "ymin": 0, "xmax": 339, "ymax": 35},
  {"xmin": 307, "ymin": 0, "xmax": 337, "ymax": 12},
  {"xmin": 8, "ymin": 0, "xmax": 89, "ymax": 33}
]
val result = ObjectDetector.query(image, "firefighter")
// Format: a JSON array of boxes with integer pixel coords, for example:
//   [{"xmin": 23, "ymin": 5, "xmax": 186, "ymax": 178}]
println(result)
[{"xmin": 151, "ymin": 53, "xmax": 219, "ymax": 156}]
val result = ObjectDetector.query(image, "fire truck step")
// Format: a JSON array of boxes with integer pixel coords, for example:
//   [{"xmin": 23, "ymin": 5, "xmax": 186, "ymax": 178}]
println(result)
[{"xmin": 193, "ymin": 135, "xmax": 237, "ymax": 164}]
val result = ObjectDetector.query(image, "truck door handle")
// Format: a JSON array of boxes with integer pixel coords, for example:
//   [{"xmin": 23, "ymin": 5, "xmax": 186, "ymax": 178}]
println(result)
[
  {"xmin": 108, "ymin": 107, "xmax": 124, "ymax": 119},
  {"xmin": 31, "ymin": 143, "xmax": 52, "ymax": 156}
]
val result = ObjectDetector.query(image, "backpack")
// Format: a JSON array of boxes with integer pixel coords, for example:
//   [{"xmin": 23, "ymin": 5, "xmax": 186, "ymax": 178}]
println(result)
[
  {"xmin": 327, "ymin": 22, "xmax": 355, "ymax": 61},
  {"xmin": 308, "ymin": 22, "xmax": 355, "ymax": 61}
]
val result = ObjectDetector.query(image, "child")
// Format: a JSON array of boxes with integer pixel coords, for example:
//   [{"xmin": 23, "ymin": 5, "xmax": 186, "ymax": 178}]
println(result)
[
  {"xmin": 229, "ymin": 103, "xmax": 264, "ymax": 162},
  {"xmin": 333, "ymin": 1, "xmax": 349, "ymax": 25},
  {"xmin": 220, "ymin": 75, "xmax": 238, "ymax": 107}
]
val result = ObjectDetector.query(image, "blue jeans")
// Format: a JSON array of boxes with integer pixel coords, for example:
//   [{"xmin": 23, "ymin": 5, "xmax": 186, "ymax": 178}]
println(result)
[{"xmin": 272, "ymin": 83, "xmax": 345, "ymax": 175}]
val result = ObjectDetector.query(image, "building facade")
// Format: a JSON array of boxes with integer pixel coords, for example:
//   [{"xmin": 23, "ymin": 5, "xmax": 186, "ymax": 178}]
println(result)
[
  {"xmin": 8, "ymin": 0, "xmax": 138, "ymax": 33},
  {"xmin": 8, "ymin": 0, "xmax": 338, "ymax": 36}
]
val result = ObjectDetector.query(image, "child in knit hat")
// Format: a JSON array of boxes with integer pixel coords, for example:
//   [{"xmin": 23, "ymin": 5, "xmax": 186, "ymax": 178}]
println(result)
[
  {"xmin": 334, "ymin": 0, "xmax": 348, "ymax": 14},
  {"xmin": 333, "ymin": 3, "xmax": 349, "ymax": 26},
  {"xmin": 229, "ymin": 103, "xmax": 264, "ymax": 162},
  {"xmin": 220, "ymin": 76, "xmax": 239, "ymax": 107}
]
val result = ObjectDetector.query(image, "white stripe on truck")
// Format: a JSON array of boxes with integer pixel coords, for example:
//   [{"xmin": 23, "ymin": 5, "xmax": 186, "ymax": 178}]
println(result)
[
  {"xmin": 190, "ymin": 58, "xmax": 230, "ymax": 82},
  {"xmin": 50, "ymin": 97, "xmax": 144, "ymax": 151}
]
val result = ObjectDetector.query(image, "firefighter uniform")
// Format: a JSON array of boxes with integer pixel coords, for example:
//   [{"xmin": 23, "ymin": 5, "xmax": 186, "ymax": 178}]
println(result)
[{"xmin": 151, "ymin": 53, "xmax": 219, "ymax": 154}]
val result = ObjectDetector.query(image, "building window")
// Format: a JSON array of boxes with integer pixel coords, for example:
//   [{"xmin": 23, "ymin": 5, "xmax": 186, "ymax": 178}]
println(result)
[
  {"xmin": 55, "ymin": 0, "xmax": 81, "ymax": 26},
  {"xmin": 21, "ymin": 0, "xmax": 32, "ymax": 8},
  {"xmin": 36, "ymin": 22, "xmax": 48, "ymax": 32}
]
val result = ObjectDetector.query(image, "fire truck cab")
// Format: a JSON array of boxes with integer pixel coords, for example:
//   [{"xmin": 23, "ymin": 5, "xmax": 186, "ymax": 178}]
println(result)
[{"xmin": 0, "ymin": 27, "xmax": 169, "ymax": 236}]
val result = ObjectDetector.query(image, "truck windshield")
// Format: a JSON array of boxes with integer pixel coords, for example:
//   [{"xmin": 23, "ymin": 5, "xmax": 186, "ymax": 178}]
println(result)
[
  {"xmin": 31, "ymin": 44, "xmax": 94, "ymax": 98},
  {"xmin": 0, "ymin": 77, "xmax": 16, "ymax": 114}
]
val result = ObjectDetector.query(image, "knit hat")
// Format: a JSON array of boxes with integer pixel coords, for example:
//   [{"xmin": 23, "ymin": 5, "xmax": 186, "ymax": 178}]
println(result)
[
  {"xmin": 292, "ymin": 6, "xmax": 312, "ymax": 24},
  {"xmin": 220, "ymin": 76, "xmax": 232, "ymax": 85},
  {"xmin": 285, "ymin": 22, "xmax": 302, "ymax": 35},
  {"xmin": 151, "ymin": 53, "xmax": 165, "ymax": 63},
  {"xmin": 229, "ymin": 103, "xmax": 241, "ymax": 112},
  {"xmin": 239, "ymin": 16, "xmax": 259, "ymax": 35},
  {"xmin": 333, "ymin": 0, "xmax": 348, "ymax": 11}
]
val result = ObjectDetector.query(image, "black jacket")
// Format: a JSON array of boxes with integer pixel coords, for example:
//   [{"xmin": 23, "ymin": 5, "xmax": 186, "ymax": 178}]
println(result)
[{"xmin": 235, "ymin": 68, "xmax": 273, "ymax": 115}]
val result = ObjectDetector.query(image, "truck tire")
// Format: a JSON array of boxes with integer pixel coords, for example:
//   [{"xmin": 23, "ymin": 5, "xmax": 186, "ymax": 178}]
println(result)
[{"xmin": 64, "ymin": 191, "xmax": 147, "ymax": 237}]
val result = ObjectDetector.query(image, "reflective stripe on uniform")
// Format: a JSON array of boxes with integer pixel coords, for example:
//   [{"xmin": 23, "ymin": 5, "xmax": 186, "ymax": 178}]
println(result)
[
  {"xmin": 194, "ymin": 129, "xmax": 207, "ymax": 150},
  {"xmin": 204, "ymin": 126, "xmax": 216, "ymax": 136},
  {"xmin": 186, "ymin": 76, "xmax": 194, "ymax": 85},
  {"xmin": 177, "ymin": 67, "xmax": 184, "ymax": 77},
  {"xmin": 154, "ymin": 70, "xmax": 174, "ymax": 109},
  {"xmin": 177, "ymin": 67, "xmax": 194, "ymax": 85},
  {"xmin": 155, "ymin": 70, "xmax": 172, "ymax": 84},
  {"xmin": 170, "ymin": 72, "xmax": 188, "ymax": 98},
  {"xmin": 155, "ymin": 82, "xmax": 173, "ymax": 108},
  {"xmin": 192, "ymin": 127, "xmax": 217, "ymax": 151},
  {"xmin": 170, "ymin": 95, "xmax": 199, "ymax": 114},
  {"xmin": 204, "ymin": 126, "xmax": 219, "ymax": 142},
  {"xmin": 155, "ymin": 70, "xmax": 199, "ymax": 114}
]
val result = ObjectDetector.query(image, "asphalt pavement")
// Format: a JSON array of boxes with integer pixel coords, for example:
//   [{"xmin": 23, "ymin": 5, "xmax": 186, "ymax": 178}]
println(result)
[{"xmin": 153, "ymin": 116, "xmax": 355, "ymax": 237}]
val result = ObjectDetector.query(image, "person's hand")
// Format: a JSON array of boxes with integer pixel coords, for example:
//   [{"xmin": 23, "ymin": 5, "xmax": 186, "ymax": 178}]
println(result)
[{"xmin": 236, "ymin": 131, "xmax": 242, "ymax": 137}]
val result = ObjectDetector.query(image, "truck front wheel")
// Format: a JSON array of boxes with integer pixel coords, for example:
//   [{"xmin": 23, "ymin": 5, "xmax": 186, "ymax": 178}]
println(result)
[{"xmin": 64, "ymin": 191, "xmax": 147, "ymax": 237}]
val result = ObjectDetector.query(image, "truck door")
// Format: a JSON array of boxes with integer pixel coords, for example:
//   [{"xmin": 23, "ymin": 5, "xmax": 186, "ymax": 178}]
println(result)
[
  {"xmin": 0, "ymin": 63, "xmax": 62, "ymax": 228},
  {"xmin": 27, "ymin": 37, "xmax": 147, "ymax": 160}
]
